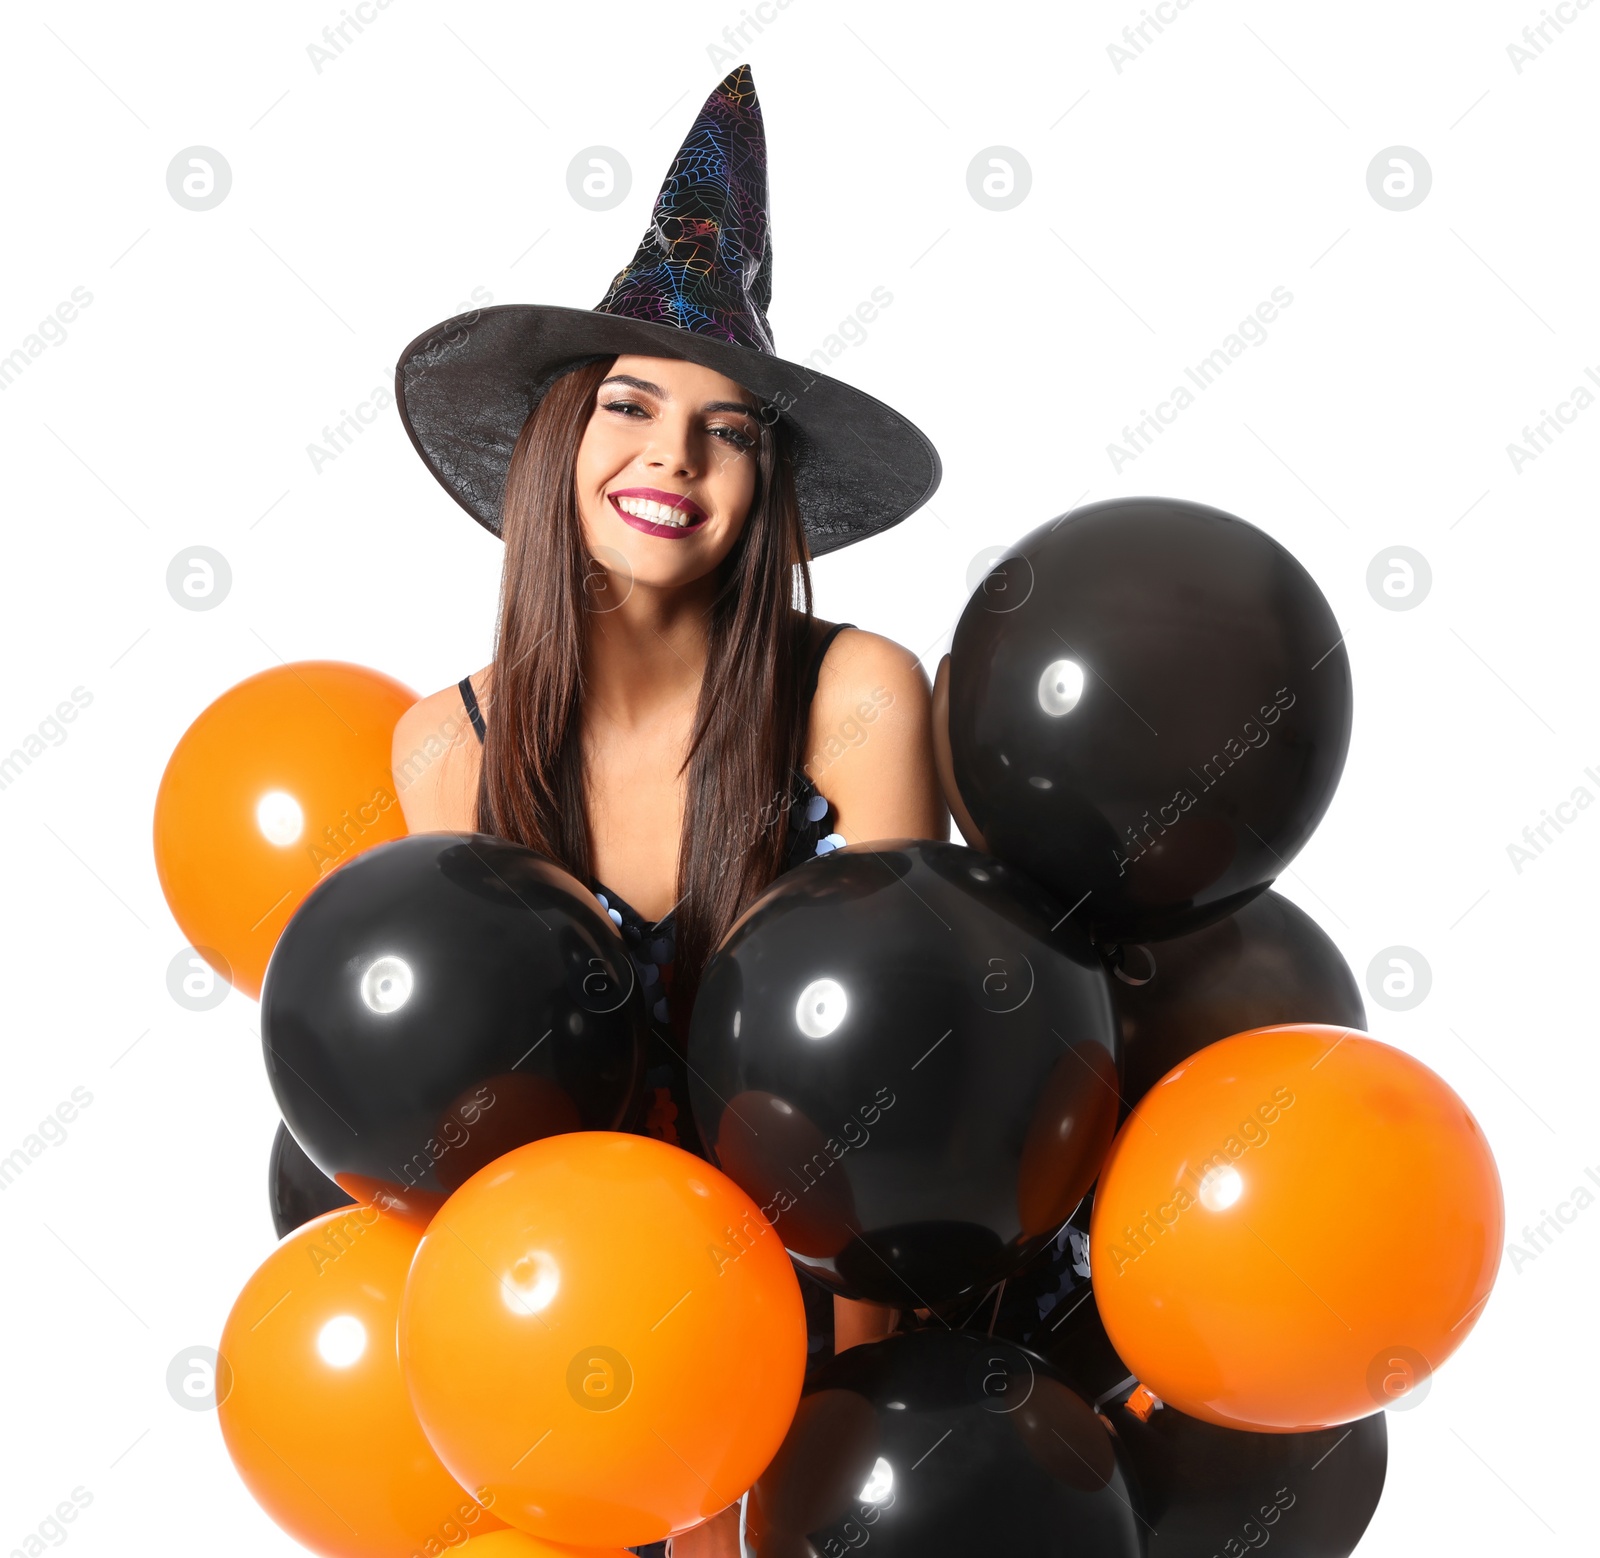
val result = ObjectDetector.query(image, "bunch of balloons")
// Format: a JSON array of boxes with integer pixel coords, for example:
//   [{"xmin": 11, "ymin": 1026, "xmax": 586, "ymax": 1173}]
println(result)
[
  {"xmin": 152, "ymin": 498, "xmax": 1503, "ymax": 1558},
  {"xmin": 217, "ymin": 1131, "xmax": 807, "ymax": 1555},
  {"xmin": 687, "ymin": 499, "xmax": 1503, "ymax": 1554},
  {"xmin": 155, "ymin": 667, "xmax": 810, "ymax": 1553}
]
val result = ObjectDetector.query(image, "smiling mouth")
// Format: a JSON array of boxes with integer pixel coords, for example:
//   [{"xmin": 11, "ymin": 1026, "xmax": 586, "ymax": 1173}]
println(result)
[{"xmin": 608, "ymin": 491, "xmax": 708, "ymax": 537}]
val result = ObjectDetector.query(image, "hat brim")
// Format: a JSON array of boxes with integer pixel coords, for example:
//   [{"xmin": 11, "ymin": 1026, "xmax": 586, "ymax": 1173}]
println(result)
[{"xmin": 394, "ymin": 304, "xmax": 941, "ymax": 557}]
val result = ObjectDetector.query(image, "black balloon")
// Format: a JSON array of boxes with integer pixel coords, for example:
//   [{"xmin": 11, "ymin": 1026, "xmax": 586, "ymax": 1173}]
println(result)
[
  {"xmin": 268, "ymin": 1119, "xmax": 354, "ymax": 1238},
  {"xmin": 948, "ymin": 498, "xmax": 1352, "ymax": 944},
  {"xmin": 748, "ymin": 1330, "xmax": 1141, "ymax": 1558},
  {"xmin": 1111, "ymin": 889, "xmax": 1365, "ymax": 1115},
  {"xmin": 687, "ymin": 840, "xmax": 1120, "ymax": 1309},
  {"xmin": 1101, "ymin": 1381, "xmax": 1387, "ymax": 1558},
  {"xmin": 261, "ymin": 832, "xmax": 647, "ymax": 1205}
]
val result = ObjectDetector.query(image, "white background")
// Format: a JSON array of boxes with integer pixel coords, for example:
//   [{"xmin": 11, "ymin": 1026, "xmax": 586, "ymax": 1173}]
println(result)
[{"xmin": 1, "ymin": 1, "xmax": 1592, "ymax": 1553}]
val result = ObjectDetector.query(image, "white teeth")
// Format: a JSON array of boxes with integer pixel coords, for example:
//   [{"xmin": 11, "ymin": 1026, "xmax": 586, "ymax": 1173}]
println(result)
[{"xmin": 613, "ymin": 495, "xmax": 699, "ymax": 527}]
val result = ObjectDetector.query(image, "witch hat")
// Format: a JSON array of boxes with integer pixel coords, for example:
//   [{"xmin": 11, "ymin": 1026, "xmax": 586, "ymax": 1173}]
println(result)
[{"xmin": 394, "ymin": 63, "xmax": 940, "ymax": 556}]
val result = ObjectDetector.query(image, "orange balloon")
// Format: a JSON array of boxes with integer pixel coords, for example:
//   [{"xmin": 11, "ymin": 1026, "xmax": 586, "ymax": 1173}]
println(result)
[
  {"xmin": 399, "ymin": 1132, "xmax": 806, "ymax": 1550},
  {"xmin": 1090, "ymin": 1023, "xmax": 1503, "ymax": 1431},
  {"xmin": 462, "ymin": 1531, "xmax": 633, "ymax": 1557},
  {"xmin": 154, "ymin": 660, "xmax": 416, "ymax": 999},
  {"xmin": 219, "ymin": 1201, "xmax": 506, "ymax": 1556}
]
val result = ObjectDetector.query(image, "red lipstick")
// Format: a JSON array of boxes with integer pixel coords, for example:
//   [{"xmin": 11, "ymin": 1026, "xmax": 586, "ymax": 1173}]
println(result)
[{"xmin": 608, "ymin": 487, "xmax": 708, "ymax": 539}]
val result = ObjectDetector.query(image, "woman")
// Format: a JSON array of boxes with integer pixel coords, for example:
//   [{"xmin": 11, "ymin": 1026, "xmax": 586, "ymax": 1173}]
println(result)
[
  {"xmin": 388, "ymin": 66, "xmax": 947, "ymax": 1558},
  {"xmin": 393, "ymin": 346, "xmax": 943, "ymax": 1247}
]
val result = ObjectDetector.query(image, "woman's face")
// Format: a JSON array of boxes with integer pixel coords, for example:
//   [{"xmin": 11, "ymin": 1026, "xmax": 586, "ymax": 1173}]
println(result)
[{"xmin": 573, "ymin": 353, "xmax": 763, "ymax": 594}]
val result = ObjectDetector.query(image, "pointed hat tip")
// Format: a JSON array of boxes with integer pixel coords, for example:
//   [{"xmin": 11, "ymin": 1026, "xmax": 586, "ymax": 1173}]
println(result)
[{"xmin": 704, "ymin": 61, "xmax": 760, "ymax": 115}]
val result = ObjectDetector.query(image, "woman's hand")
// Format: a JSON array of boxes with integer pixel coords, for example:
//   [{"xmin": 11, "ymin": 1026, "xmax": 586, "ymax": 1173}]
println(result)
[
  {"xmin": 667, "ymin": 1500, "xmax": 742, "ymax": 1556},
  {"xmin": 834, "ymin": 1294, "xmax": 899, "ymax": 1351}
]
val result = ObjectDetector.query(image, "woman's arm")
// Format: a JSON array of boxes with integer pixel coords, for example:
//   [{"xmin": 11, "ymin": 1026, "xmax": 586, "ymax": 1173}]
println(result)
[
  {"xmin": 930, "ymin": 653, "xmax": 989, "ymax": 851},
  {"xmin": 803, "ymin": 628, "xmax": 950, "ymax": 1363},
  {"xmin": 805, "ymin": 627, "xmax": 948, "ymax": 845}
]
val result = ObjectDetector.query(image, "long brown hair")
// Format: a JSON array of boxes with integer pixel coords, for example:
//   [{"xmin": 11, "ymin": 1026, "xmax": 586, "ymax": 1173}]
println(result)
[{"xmin": 475, "ymin": 354, "xmax": 814, "ymax": 1028}]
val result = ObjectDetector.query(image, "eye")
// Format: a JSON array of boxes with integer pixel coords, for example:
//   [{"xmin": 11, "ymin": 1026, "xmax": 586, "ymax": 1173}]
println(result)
[
  {"xmin": 711, "ymin": 424, "xmax": 757, "ymax": 450},
  {"xmin": 600, "ymin": 398, "xmax": 648, "ymax": 418}
]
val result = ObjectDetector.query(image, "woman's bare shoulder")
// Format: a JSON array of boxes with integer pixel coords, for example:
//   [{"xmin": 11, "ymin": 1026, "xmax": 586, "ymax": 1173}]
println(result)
[
  {"xmin": 391, "ymin": 667, "xmax": 490, "ymax": 832},
  {"xmin": 803, "ymin": 623, "xmax": 943, "ymax": 841},
  {"xmin": 811, "ymin": 625, "xmax": 931, "ymax": 719}
]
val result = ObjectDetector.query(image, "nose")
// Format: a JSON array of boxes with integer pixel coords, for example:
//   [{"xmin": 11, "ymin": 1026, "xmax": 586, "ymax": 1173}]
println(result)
[{"xmin": 642, "ymin": 413, "xmax": 696, "ymax": 478}]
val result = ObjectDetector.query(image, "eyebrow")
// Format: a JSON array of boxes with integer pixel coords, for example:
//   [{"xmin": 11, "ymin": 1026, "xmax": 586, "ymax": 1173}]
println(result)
[{"xmin": 599, "ymin": 373, "xmax": 762, "ymax": 420}]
